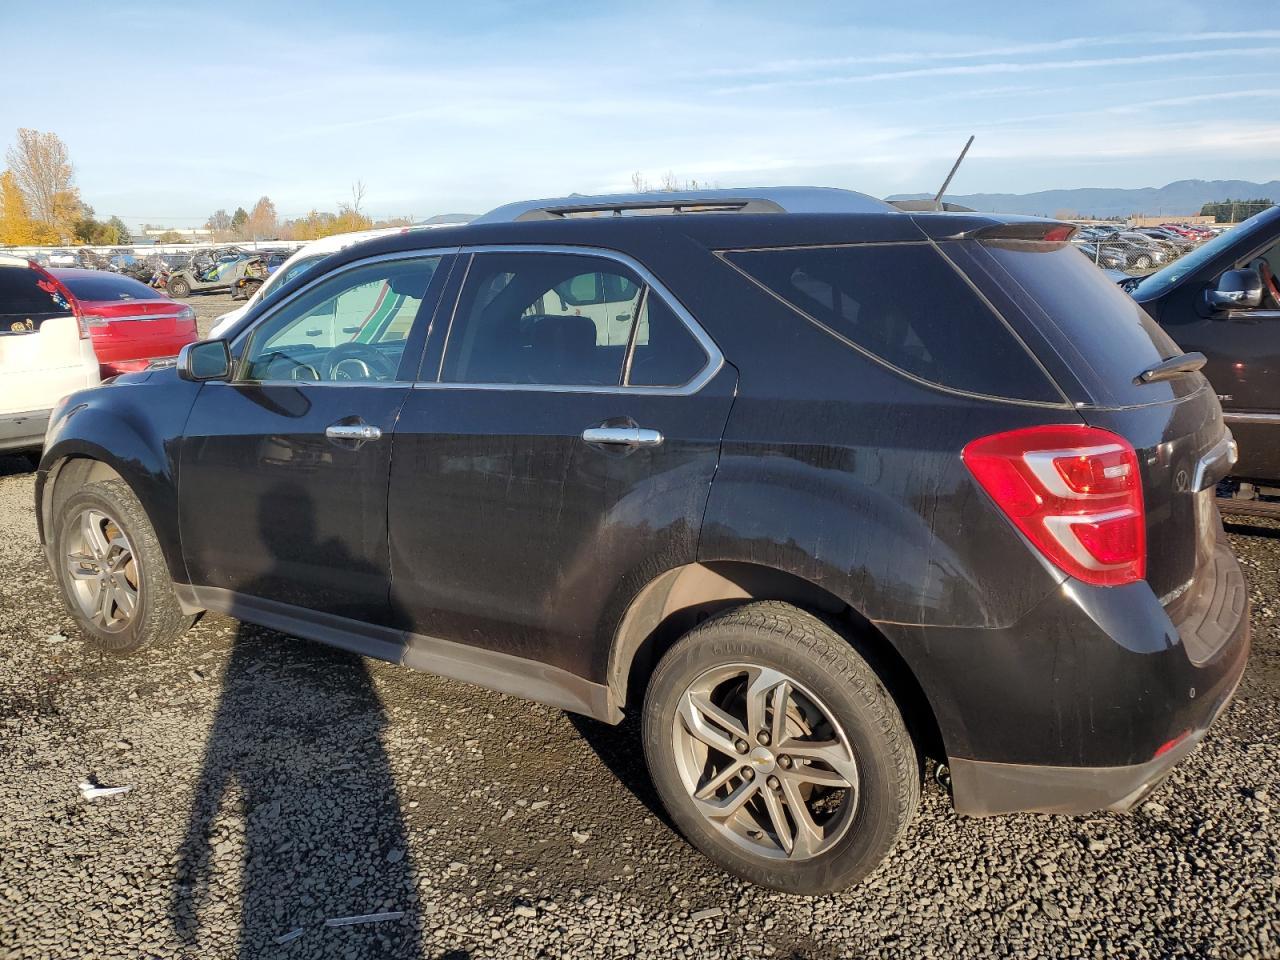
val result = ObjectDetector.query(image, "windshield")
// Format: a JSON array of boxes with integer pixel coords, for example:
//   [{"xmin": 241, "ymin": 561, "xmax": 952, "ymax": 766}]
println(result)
[
  {"xmin": 60, "ymin": 273, "xmax": 164, "ymax": 302},
  {"xmin": 257, "ymin": 253, "xmax": 328, "ymax": 302},
  {"xmin": 1132, "ymin": 206, "xmax": 1278, "ymax": 299}
]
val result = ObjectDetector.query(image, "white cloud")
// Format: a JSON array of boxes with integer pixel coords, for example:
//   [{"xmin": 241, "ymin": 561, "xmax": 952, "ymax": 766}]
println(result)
[{"xmin": 714, "ymin": 46, "xmax": 1280, "ymax": 95}]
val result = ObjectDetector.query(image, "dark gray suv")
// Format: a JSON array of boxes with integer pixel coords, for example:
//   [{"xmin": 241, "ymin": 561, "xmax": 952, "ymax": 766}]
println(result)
[{"xmin": 38, "ymin": 188, "xmax": 1249, "ymax": 893}]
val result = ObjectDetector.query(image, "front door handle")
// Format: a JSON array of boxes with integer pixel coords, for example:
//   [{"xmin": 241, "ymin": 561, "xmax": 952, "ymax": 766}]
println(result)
[
  {"xmin": 581, "ymin": 426, "xmax": 663, "ymax": 447},
  {"xmin": 326, "ymin": 423, "xmax": 382, "ymax": 442}
]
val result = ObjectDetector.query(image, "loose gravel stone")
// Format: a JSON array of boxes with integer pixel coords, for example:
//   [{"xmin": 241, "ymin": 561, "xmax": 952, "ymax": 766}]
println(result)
[{"xmin": 0, "ymin": 339, "xmax": 1277, "ymax": 958}]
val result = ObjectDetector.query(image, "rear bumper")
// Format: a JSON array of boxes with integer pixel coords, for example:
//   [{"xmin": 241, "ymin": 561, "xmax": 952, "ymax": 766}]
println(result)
[
  {"xmin": 949, "ymin": 614, "xmax": 1247, "ymax": 815},
  {"xmin": 881, "ymin": 538, "xmax": 1251, "ymax": 816},
  {"xmin": 0, "ymin": 408, "xmax": 52, "ymax": 452}
]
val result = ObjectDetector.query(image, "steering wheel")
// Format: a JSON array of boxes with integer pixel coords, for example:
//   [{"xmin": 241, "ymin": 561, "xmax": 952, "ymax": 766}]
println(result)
[
  {"xmin": 1253, "ymin": 258, "xmax": 1280, "ymax": 309},
  {"xmin": 319, "ymin": 342, "xmax": 399, "ymax": 381}
]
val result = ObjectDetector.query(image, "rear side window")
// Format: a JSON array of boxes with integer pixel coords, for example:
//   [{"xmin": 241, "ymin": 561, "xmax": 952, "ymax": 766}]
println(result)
[
  {"xmin": 58, "ymin": 273, "xmax": 164, "ymax": 302},
  {"xmin": 0, "ymin": 265, "xmax": 69, "ymax": 332},
  {"xmin": 440, "ymin": 252, "xmax": 708, "ymax": 389},
  {"xmin": 724, "ymin": 243, "xmax": 1059, "ymax": 402}
]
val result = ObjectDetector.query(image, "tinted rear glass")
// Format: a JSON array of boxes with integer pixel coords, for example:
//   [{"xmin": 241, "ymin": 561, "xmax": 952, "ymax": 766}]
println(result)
[
  {"xmin": 58, "ymin": 273, "xmax": 163, "ymax": 302},
  {"xmin": 979, "ymin": 242, "xmax": 1183, "ymax": 400},
  {"xmin": 724, "ymin": 243, "xmax": 1059, "ymax": 402},
  {"xmin": 0, "ymin": 265, "xmax": 69, "ymax": 330}
]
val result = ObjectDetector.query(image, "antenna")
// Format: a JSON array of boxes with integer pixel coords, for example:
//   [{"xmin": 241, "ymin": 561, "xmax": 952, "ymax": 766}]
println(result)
[{"xmin": 933, "ymin": 135, "xmax": 974, "ymax": 209}]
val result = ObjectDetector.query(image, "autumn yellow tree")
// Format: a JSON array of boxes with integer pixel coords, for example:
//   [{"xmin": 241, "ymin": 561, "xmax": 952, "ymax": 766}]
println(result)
[
  {"xmin": 5, "ymin": 128, "xmax": 80, "ymax": 237},
  {"xmin": 0, "ymin": 170, "xmax": 57, "ymax": 244},
  {"xmin": 242, "ymin": 196, "xmax": 279, "ymax": 239}
]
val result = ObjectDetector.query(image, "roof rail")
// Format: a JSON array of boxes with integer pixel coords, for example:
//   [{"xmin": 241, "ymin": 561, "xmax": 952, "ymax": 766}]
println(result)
[{"xmin": 472, "ymin": 186, "xmax": 896, "ymax": 224}]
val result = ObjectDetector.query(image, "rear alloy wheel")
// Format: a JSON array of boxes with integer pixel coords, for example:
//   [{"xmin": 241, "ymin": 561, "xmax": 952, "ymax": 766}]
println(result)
[
  {"xmin": 55, "ymin": 478, "xmax": 193, "ymax": 654},
  {"xmin": 167, "ymin": 276, "xmax": 191, "ymax": 298},
  {"xmin": 1133, "ymin": 254, "xmax": 1152, "ymax": 270},
  {"xmin": 672, "ymin": 663, "xmax": 860, "ymax": 861},
  {"xmin": 643, "ymin": 602, "xmax": 919, "ymax": 894}
]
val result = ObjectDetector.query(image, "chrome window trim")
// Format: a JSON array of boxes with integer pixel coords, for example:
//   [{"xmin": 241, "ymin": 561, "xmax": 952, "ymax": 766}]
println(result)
[
  {"xmin": 227, "ymin": 247, "xmax": 460, "ymax": 385},
  {"xmin": 419, "ymin": 243, "xmax": 725, "ymax": 398}
]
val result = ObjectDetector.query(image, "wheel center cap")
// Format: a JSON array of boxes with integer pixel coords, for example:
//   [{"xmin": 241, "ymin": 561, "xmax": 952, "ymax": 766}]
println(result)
[{"xmin": 748, "ymin": 746, "xmax": 775, "ymax": 774}]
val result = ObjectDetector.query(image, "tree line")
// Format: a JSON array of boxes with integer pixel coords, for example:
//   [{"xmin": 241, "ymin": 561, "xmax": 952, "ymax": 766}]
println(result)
[
  {"xmin": 0, "ymin": 129, "xmax": 131, "ymax": 245},
  {"xmin": 195, "ymin": 182, "xmax": 411, "ymax": 243},
  {"xmin": 1198, "ymin": 198, "xmax": 1273, "ymax": 223},
  {"xmin": 1, "ymin": 128, "xmax": 415, "ymax": 248}
]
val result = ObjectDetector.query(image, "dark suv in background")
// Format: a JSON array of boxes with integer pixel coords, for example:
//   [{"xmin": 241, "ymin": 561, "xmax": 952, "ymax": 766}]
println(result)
[
  {"xmin": 37, "ymin": 188, "xmax": 1249, "ymax": 894},
  {"xmin": 1122, "ymin": 204, "xmax": 1280, "ymax": 512}
]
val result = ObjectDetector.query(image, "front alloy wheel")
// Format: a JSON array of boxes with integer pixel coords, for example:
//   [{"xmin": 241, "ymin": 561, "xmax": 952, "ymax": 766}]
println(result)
[
  {"xmin": 65, "ymin": 508, "xmax": 139, "ymax": 633},
  {"xmin": 54, "ymin": 477, "xmax": 194, "ymax": 654},
  {"xmin": 673, "ymin": 664, "xmax": 859, "ymax": 861}
]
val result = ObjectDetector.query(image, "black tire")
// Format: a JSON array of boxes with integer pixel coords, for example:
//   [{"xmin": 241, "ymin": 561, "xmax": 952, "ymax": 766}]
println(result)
[
  {"xmin": 1133, "ymin": 254, "xmax": 1152, "ymax": 270},
  {"xmin": 642, "ymin": 601, "xmax": 920, "ymax": 894},
  {"xmin": 53, "ymin": 478, "xmax": 193, "ymax": 655},
  {"xmin": 167, "ymin": 276, "xmax": 191, "ymax": 298}
]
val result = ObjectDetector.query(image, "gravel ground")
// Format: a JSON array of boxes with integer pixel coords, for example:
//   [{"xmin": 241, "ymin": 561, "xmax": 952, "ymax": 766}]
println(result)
[
  {"xmin": 0, "ymin": 298, "xmax": 1277, "ymax": 957},
  {"xmin": 183, "ymin": 290, "xmax": 241, "ymax": 339}
]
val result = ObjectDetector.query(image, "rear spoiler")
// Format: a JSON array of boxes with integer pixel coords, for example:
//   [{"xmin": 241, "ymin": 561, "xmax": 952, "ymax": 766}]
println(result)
[{"xmin": 912, "ymin": 216, "xmax": 1077, "ymax": 243}]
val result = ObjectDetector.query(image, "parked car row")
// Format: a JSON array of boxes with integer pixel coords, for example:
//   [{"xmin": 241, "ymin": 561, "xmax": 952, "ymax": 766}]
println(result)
[
  {"xmin": 29, "ymin": 187, "xmax": 1254, "ymax": 895},
  {"xmin": 1073, "ymin": 222, "xmax": 1218, "ymax": 272},
  {"xmin": 0, "ymin": 256, "xmax": 198, "ymax": 456}
]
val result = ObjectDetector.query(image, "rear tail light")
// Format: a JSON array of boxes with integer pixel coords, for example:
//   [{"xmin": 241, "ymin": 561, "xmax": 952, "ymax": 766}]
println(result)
[
  {"xmin": 81, "ymin": 314, "xmax": 109, "ymax": 328},
  {"xmin": 178, "ymin": 306, "xmax": 196, "ymax": 322},
  {"xmin": 32, "ymin": 264, "xmax": 89, "ymax": 339},
  {"xmin": 962, "ymin": 424, "xmax": 1145, "ymax": 586}
]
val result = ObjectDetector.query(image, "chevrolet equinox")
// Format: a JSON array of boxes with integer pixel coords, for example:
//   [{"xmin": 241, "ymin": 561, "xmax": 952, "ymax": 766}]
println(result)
[{"xmin": 38, "ymin": 188, "xmax": 1250, "ymax": 894}]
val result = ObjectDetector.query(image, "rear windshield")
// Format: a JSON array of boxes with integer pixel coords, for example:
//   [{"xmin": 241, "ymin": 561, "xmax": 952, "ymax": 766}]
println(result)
[
  {"xmin": 58, "ymin": 273, "xmax": 164, "ymax": 302},
  {"xmin": 723, "ymin": 243, "xmax": 1059, "ymax": 402},
  {"xmin": 978, "ymin": 242, "xmax": 1183, "ymax": 402},
  {"xmin": 0, "ymin": 265, "xmax": 69, "ymax": 331}
]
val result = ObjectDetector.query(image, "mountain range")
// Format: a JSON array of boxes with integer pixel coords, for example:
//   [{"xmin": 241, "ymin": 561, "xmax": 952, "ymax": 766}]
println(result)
[{"xmin": 887, "ymin": 179, "xmax": 1279, "ymax": 218}]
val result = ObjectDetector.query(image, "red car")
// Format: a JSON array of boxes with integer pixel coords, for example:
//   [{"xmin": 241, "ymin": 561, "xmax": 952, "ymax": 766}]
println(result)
[{"xmin": 50, "ymin": 269, "xmax": 197, "ymax": 377}]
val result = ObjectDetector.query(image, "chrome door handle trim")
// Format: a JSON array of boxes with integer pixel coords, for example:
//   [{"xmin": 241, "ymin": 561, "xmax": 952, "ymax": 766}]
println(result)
[
  {"xmin": 326, "ymin": 424, "xmax": 382, "ymax": 441},
  {"xmin": 581, "ymin": 426, "xmax": 663, "ymax": 447}
]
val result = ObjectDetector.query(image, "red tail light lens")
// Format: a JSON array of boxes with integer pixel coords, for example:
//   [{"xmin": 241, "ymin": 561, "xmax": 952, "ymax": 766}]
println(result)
[{"xmin": 962, "ymin": 424, "xmax": 1145, "ymax": 586}]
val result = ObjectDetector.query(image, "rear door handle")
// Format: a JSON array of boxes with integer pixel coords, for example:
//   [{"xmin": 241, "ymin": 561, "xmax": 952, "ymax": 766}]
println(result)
[
  {"xmin": 326, "ymin": 423, "xmax": 382, "ymax": 442},
  {"xmin": 581, "ymin": 426, "xmax": 663, "ymax": 447}
]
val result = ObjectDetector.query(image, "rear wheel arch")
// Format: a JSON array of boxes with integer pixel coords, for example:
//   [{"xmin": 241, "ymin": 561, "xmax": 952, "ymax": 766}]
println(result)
[{"xmin": 608, "ymin": 561, "xmax": 947, "ymax": 762}]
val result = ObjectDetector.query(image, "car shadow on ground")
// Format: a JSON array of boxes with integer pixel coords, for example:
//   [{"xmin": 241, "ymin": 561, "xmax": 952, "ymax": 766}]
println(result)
[
  {"xmin": 0, "ymin": 452, "xmax": 37, "ymax": 477},
  {"xmin": 566, "ymin": 712, "xmax": 676, "ymax": 830},
  {"xmin": 170, "ymin": 483, "xmax": 424, "ymax": 958}
]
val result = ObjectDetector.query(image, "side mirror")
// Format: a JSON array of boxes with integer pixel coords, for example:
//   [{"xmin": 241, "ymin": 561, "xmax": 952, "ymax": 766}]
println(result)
[
  {"xmin": 178, "ymin": 339, "xmax": 232, "ymax": 382},
  {"xmin": 1208, "ymin": 269, "xmax": 1263, "ymax": 311}
]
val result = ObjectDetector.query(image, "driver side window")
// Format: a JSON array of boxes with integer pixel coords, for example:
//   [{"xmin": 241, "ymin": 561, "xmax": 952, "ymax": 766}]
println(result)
[{"xmin": 240, "ymin": 256, "xmax": 440, "ymax": 382}]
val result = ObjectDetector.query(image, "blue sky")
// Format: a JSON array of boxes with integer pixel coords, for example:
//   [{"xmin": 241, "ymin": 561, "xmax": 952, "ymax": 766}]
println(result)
[{"xmin": 2, "ymin": 1, "xmax": 1277, "ymax": 227}]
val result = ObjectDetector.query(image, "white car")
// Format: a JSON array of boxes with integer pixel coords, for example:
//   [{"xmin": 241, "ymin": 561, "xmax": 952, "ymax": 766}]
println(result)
[
  {"xmin": 0, "ymin": 255, "xmax": 100, "ymax": 456},
  {"xmin": 208, "ymin": 224, "xmax": 462, "ymax": 339}
]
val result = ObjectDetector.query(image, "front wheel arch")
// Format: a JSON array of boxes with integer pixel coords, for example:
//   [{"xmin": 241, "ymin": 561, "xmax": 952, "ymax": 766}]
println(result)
[{"xmin": 41, "ymin": 454, "xmax": 202, "ymax": 617}]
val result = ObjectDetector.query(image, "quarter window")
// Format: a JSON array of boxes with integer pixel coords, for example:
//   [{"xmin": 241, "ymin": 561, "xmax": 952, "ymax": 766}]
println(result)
[
  {"xmin": 440, "ymin": 252, "xmax": 707, "ymax": 388},
  {"xmin": 724, "ymin": 243, "xmax": 1057, "ymax": 402},
  {"xmin": 240, "ymin": 256, "xmax": 440, "ymax": 382}
]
